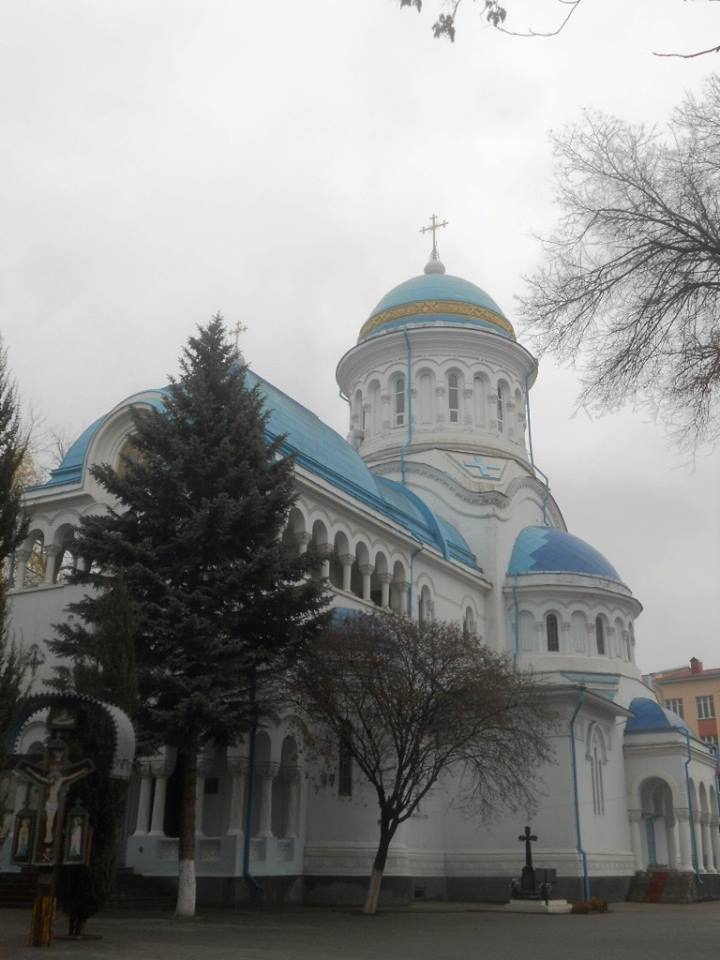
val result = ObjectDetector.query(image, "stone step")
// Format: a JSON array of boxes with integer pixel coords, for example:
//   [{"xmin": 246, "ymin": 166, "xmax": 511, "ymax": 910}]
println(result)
[{"xmin": 627, "ymin": 870, "xmax": 700, "ymax": 904}]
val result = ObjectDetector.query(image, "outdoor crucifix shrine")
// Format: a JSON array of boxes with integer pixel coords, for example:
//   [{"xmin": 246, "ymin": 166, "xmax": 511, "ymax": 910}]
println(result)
[
  {"xmin": 5, "ymin": 693, "xmax": 135, "ymax": 946},
  {"xmin": 507, "ymin": 825, "xmax": 563, "ymax": 911}
]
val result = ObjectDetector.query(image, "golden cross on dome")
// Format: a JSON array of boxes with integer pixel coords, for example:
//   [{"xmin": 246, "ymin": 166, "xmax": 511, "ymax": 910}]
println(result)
[{"xmin": 420, "ymin": 213, "xmax": 448, "ymax": 261}]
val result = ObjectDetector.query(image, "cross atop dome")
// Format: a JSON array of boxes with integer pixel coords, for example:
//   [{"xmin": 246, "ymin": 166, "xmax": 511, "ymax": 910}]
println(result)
[{"xmin": 420, "ymin": 213, "xmax": 447, "ymax": 275}]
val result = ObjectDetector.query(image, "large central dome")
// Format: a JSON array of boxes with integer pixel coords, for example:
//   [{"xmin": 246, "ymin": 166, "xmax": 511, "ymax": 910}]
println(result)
[{"xmin": 358, "ymin": 270, "xmax": 515, "ymax": 342}]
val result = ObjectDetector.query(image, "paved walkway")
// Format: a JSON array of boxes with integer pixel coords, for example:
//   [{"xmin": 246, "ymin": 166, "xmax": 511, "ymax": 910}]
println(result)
[{"xmin": 3, "ymin": 902, "xmax": 720, "ymax": 960}]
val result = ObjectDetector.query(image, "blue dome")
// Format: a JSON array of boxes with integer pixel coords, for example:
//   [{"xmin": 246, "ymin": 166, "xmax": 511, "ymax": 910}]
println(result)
[
  {"xmin": 359, "ymin": 273, "xmax": 514, "ymax": 342},
  {"xmin": 625, "ymin": 697, "xmax": 689, "ymax": 734},
  {"xmin": 37, "ymin": 370, "xmax": 478, "ymax": 572},
  {"xmin": 508, "ymin": 526, "xmax": 622, "ymax": 582}
]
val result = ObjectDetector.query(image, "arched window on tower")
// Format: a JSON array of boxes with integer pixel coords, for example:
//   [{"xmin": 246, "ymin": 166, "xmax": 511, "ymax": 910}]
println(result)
[
  {"xmin": 496, "ymin": 385, "xmax": 504, "ymax": 433},
  {"xmin": 546, "ymin": 613, "xmax": 559, "ymax": 652},
  {"xmin": 448, "ymin": 372, "xmax": 460, "ymax": 424},
  {"xmin": 353, "ymin": 389, "xmax": 364, "ymax": 432},
  {"xmin": 394, "ymin": 375, "xmax": 405, "ymax": 428},
  {"xmin": 473, "ymin": 374, "xmax": 487, "ymax": 428},
  {"xmin": 595, "ymin": 616, "xmax": 605, "ymax": 656}
]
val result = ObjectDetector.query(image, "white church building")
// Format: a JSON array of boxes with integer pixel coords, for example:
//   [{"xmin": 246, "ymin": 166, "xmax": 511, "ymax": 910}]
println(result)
[{"xmin": 4, "ymin": 245, "xmax": 720, "ymax": 904}]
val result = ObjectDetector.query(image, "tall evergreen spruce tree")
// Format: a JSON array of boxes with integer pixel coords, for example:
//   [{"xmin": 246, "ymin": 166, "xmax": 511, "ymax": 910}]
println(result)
[
  {"xmin": 0, "ymin": 339, "xmax": 29, "ymax": 840},
  {"xmin": 61, "ymin": 317, "xmax": 329, "ymax": 916}
]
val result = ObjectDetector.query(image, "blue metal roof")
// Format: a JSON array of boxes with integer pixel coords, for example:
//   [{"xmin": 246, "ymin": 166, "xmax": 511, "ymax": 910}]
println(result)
[
  {"xmin": 371, "ymin": 274, "xmax": 506, "ymax": 318},
  {"xmin": 359, "ymin": 273, "xmax": 514, "ymax": 342},
  {"xmin": 34, "ymin": 370, "xmax": 479, "ymax": 572},
  {"xmin": 508, "ymin": 526, "xmax": 622, "ymax": 582},
  {"xmin": 40, "ymin": 415, "xmax": 107, "ymax": 488},
  {"xmin": 36, "ymin": 392, "xmax": 167, "ymax": 490},
  {"xmin": 625, "ymin": 697, "xmax": 689, "ymax": 735}
]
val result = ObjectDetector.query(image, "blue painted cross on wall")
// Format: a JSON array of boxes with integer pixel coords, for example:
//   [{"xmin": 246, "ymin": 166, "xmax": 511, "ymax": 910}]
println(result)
[{"xmin": 463, "ymin": 455, "xmax": 501, "ymax": 479}]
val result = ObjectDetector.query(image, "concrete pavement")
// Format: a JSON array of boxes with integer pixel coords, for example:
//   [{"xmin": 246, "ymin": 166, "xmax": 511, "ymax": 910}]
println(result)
[{"xmin": 2, "ymin": 902, "xmax": 720, "ymax": 960}]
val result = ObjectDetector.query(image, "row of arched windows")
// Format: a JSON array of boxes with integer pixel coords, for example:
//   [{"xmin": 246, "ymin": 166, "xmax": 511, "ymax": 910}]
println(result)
[
  {"xmin": 351, "ymin": 369, "xmax": 525, "ymax": 443},
  {"xmin": 516, "ymin": 608, "xmax": 635, "ymax": 660},
  {"xmin": 541, "ymin": 612, "xmax": 634, "ymax": 661}
]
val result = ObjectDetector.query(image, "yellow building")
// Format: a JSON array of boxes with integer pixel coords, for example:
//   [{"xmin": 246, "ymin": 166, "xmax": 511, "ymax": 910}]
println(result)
[{"xmin": 649, "ymin": 658, "xmax": 720, "ymax": 746}]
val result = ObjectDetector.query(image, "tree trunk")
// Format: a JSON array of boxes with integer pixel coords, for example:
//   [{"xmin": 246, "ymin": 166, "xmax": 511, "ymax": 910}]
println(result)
[
  {"xmin": 363, "ymin": 826, "xmax": 393, "ymax": 915},
  {"xmin": 175, "ymin": 745, "xmax": 198, "ymax": 917}
]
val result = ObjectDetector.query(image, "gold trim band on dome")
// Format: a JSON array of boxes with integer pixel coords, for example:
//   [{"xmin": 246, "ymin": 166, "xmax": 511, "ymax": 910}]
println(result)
[{"xmin": 359, "ymin": 299, "xmax": 515, "ymax": 340}]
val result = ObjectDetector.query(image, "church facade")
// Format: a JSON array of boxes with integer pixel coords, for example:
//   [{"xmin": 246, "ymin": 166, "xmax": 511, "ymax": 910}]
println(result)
[{"xmin": 4, "ymin": 250, "xmax": 720, "ymax": 903}]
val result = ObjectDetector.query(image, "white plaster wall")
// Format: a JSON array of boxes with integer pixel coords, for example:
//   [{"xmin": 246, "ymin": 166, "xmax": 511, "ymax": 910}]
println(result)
[{"xmin": 7, "ymin": 582, "xmax": 88, "ymax": 688}]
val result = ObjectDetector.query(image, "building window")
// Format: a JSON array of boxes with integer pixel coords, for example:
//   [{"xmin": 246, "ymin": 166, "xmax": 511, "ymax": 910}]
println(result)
[
  {"xmin": 338, "ymin": 728, "xmax": 353, "ymax": 797},
  {"xmin": 394, "ymin": 375, "xmax": 405, "ymax": 427},
  {"xmin": 665, "ymin": 698, "xmax": 684, "ymax": 718},
  {"xmin": 696, "ymin": 695, "xmax": 715, "ymax": 719},
  {"xmin": 448, "ymin": 373, "xmax": 460, "ymax": 424},
  {"xmin": 419, "ymin": 586, "xmax": 433, "ymax": 626},
  {"xmin": 587, "ymin": 727, "xmax": 606, "ymax": 816},
  {"xmin": 595, "ymin": 616, "xmax": 605, "ymax": 656},
  {"xmin": 701, "ymin": 734, "xmax": 718, "ymax": 746},
  {"xmin": 546, "ymin": 613, "xmax": 559, "ymax": 652},
  {"xmin": 496, "ymin": 386, "xmax": 504, "ymax": 433}
]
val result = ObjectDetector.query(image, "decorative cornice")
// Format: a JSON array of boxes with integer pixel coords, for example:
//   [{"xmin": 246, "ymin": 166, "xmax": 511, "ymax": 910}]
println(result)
[
  {"xmin": 359, "ymin": 300, "xmax": 515, "ymax": 340},
  {"xmin": 372, "ymin": 460, "xmax": 510, "ymax": 508}
]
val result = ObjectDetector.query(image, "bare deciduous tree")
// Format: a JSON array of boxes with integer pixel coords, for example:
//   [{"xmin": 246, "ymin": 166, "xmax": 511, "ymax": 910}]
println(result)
[
  {"xmin": 519, "ymin": 77, "xmax": 720, "ymax": 445},
  {"xmin": 294, "ymin": 611, "xmax": 554, "ymax": 915}
]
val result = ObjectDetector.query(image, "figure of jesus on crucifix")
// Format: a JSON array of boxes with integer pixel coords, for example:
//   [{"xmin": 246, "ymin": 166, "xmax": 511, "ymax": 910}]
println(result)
[{"xmin": 15, "ymin": 737, "xmax": 94, "ymax": 866}]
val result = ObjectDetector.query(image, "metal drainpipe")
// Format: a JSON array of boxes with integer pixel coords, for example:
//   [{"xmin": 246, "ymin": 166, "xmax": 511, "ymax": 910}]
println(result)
[
  {"xmin": 399, "ymin": 327, "xmax": 413, "ymax": 485},
  {"xmin": 678, "ymin": 726, "xmax": 702, "ymax": 881},
  {"xmin": 242, "ymin": 670, "xmax": 264, "ymax": 897},
  {"xmin": 569, "ymin": 686, "xmax": 590, "ymax": 900},
  {"xmin": 524, "ymin": 373, "xmax": 551, "ymax": 526}
]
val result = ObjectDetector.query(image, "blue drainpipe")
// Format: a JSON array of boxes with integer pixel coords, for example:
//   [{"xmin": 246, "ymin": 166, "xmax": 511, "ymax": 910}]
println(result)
[
  {"xmin": 569, "ymin": 686, "xmax": 590, "ymax": 900},
  {"xmin": 399, "ymin": 327, "xmax": 413, "ymax": 485}
]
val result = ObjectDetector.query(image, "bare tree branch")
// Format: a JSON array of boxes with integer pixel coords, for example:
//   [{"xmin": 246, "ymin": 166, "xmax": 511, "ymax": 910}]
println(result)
[
  {"xmin": 653, "ymin": 43, "xmax": 720, "ymax": 59},
  {"xmin": 400, "ymin": 0, "xmax": 717, "ymax": 54},
  {"xmin": 498, "ymin": 0, "xmax": 585, "ymax": 39},
  {"xmin": 519, "ymin": 77, "xmax": 720, "ymax": 446}
]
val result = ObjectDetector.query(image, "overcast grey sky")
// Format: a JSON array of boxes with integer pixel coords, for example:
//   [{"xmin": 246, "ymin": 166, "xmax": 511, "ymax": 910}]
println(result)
[{"xmin": 2, "ymin": 0, "xmax": 718, "ymax": 673}]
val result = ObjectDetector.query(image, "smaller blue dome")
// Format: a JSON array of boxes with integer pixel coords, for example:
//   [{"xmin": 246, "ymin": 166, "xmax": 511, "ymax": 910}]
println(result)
[
  {"xmin": 625, "ymin": 697, "xmax": 689, "ymax": 734},
  {"xmin": 508, "ymin": 526, "xmax": 622, "ymax": 582}
]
